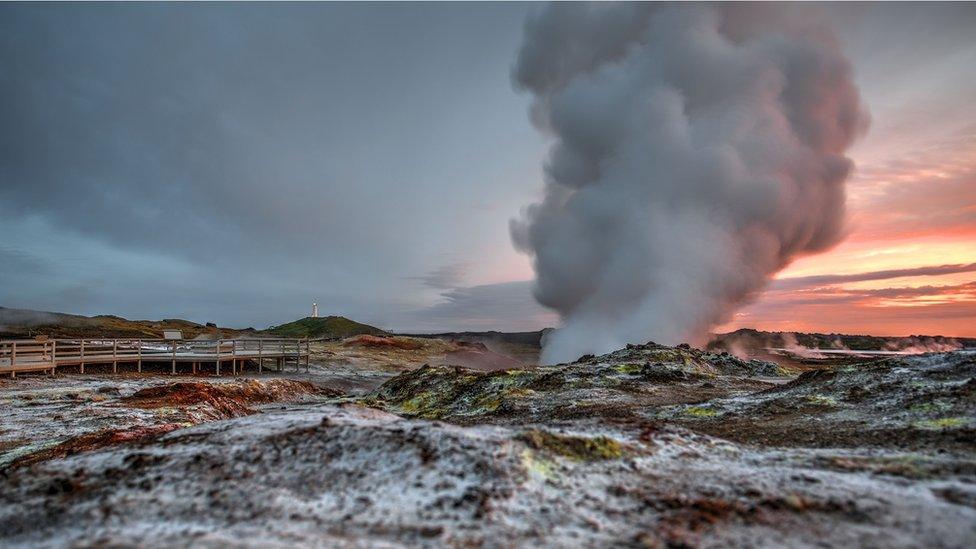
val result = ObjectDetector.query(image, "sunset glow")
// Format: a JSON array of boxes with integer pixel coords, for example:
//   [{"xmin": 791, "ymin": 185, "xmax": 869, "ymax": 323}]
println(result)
[{"xmin": 722, "ymin": 165, "xmax": 976, "ymax": 337}]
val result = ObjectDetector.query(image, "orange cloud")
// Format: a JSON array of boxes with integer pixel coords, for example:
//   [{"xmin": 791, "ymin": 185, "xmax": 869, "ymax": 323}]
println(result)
[{"xmin": 725, "ymin": 266, "xmax": 976, "ymax": 337}]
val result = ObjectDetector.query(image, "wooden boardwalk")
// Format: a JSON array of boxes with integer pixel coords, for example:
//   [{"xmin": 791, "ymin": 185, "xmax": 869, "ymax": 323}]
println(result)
[{"xmin": 0, "ymin": 338, "xmax": 310, "ymax": 377}]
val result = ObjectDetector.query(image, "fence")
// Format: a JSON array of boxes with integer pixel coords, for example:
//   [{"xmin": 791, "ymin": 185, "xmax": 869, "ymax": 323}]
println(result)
[{"xmin": 0, "ymin": 338, "xmax": 310, "ymax": 377}]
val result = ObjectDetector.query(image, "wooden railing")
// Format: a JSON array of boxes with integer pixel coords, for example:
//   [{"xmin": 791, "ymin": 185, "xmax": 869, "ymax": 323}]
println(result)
[{"xmin": 0, "ymin": 338, "xmax": 310, "ymax": 376}]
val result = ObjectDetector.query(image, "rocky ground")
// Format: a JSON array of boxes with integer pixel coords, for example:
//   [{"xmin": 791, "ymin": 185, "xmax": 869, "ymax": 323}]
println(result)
[
  {"xmin": 0, "ymin": 375, "xmax": 340, "ymax": 470},
  {"xmin": 0, "ymin": 338, "xmax": 973, "ymax": 547},
  {"xmin": 315, "ymin": 335, "xmax": 534, "ymax": 373},
  {"xmin": 364, "ymin": 342, "xmax": 789, "ymax": 425}
]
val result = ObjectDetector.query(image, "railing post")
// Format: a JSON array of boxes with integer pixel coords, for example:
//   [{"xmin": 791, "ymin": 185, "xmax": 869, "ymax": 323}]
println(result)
[
  {"xmin": 80, "ymin": 340, "xmax": 85, "ymax": 374},
  {"xmin": 137, "ymin": 340, "xmax": 142, "ymax": 373},
  {"xmin": 216, "ymin": 339, "xmax": 222, "ymax": 376},
  {"xmin": 51, "ymin": 340, "xmax": 57, "ymax": 375},
  {"xmin": 171, "ymin": 340, "xmax": 177, "ymax": 375},
  {"xmin": 305, "ymin": 338, "xmax": 310, "ymax": 372},
  {"xmin": 11, "ymin": 342, "xmax": 16, "ymax": 368},
  {"xmin": 113, "ymin": 339, "xmax": 118, "ymax": 373},
  {"xmin": 258, "ymin": 339, "xmax": 263, "ymax": 374}
]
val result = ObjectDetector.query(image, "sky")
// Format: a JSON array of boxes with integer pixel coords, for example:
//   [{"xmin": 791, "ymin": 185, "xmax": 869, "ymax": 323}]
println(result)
[{"xmin": 1, "ymin": 2, "xmax": 974, "ymax": 337}]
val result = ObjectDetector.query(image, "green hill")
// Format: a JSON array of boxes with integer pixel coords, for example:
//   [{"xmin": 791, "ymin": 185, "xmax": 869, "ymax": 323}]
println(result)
[
  {"xmin": 265, "ymin": 316, "xmax": 387, "ymax": 339},
  {"xmin": 0, "ymin": 306, "xmax": 248, "ymax": 339}
]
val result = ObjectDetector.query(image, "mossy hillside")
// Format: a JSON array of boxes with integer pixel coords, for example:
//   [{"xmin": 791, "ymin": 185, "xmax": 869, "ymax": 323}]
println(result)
[
  {"xmin": 663, "ymin": 353, "xmax": 976, "ymax": 450},
  {"xmin": 366, "ymin": 362, "xmax": 662, "ymax": 422},
  {"xmin": 266, "ymin": 316, "xmax": 387, "ymax": 339},
  {"xmin": 580, "ymin": 342, "xmax": 788, "ymax": 378},
  {"xmin": 745, "ymin": 356, "xmax": 976, "ymax": 428},
  {"xmin": 365, "ymin": 365, "xmax": 541, "ymax": 421},
  {"xmin": 363, "ymin": 342, "xmax": 788, "ymax": 424}
]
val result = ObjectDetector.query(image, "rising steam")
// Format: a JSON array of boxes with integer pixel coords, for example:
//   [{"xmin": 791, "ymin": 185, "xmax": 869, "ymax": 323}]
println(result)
[{"xmin": 511, "ymin": 3, "xmax": 868, "ymax": 364}]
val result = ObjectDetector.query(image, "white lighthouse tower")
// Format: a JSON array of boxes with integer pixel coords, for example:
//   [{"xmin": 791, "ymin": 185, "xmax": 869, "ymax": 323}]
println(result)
[{"xmin": 312, "ymin": 302, "xmax": 318, "ymax": 318}]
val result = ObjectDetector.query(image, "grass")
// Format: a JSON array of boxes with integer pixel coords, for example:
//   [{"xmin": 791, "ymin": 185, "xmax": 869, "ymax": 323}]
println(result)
[
  {"xmin": 266, "ymin": 316, "xmax": 387, "ymax": 339},
  {"xmin": 519, "ymin": 430, "xmax": 624, "ymax": 461},
  {"xmin": 804, "ymin": 394, "xmax": 838, "ymax": 406},
  {"xmin": 684, "ymin": 406, "xmax": 719, "ymax": 418},
  {"xmin": 614, "ymin": 363, "xmax": 643, "ymax": 375},
  {"xmin": 520, "ymin": 449, "xmax": 556, "ymax": 480},
  {"xmin": 909, "ymin": 400, "xmax": 953, "ymax": 414},
  {"xmin": 913, "ymin": 417, "xmax": 968, "ymax": 430}
]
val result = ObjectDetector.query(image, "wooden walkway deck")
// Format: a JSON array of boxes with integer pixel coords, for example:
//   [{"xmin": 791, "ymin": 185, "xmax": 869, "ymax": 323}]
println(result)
[{"xmin": 0, "ymin": 338, "xmax": 310, "ymax": 377}]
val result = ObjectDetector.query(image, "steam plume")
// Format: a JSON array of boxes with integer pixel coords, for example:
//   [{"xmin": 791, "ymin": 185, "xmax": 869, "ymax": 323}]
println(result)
[{"xmin": 511, "ymin": 4, "xmax": 868, "ymax": 364}]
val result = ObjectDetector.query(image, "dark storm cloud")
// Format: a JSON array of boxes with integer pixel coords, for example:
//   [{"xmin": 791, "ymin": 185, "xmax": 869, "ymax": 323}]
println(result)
[
  {"xmin": 0, "ymin": 3, "xmax": 539, "ymax": 327},
  {"xmin": 406, "ymin": 280, "xmax": 556, "ymax": 332},
  {"xmin": 406, "ymin": 262, "xmax": 470, "ymax": 290},
  {"xmin": 1, "ymin": 4, "xmax": 421, "ymax": 263},
  {"xmin": 0, "ymin": 245, "xmax": 50, "ymax": 277}
]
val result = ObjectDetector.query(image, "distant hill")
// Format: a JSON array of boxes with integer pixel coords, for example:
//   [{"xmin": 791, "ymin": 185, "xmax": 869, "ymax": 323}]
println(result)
[
  {"xmin": 0, "ymin": 306, "xmax": 249, "ymax": 339},
  {"xmin": 402, "ymin": 329, "xmax": 550, "ymax": 347},
  {"xmin": 264, "ymin": 316, "xmax": 387, "ymax": 339},
  {"xmin": 709, "ymin": 328, "xmax": 976, "ymax": 353},
  {"xmin": 1, "ymin": 307, "xmax": 385, "ymax": 341}
]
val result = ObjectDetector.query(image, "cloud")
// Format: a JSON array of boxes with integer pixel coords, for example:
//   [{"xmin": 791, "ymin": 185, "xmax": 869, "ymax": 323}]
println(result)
[
  {"xmin": 729, "ymin": 274, "xmax": 976, "ymax": 338},
  {"xmin": 845, "ymin": 132, "xmax": 976, "ymax": 242},
  {"xmin": 856, "ymin": 281, "xmax": 976, "ymax": 299},
  {"xmin": 403, "ymin": 280, "xmax": 556, "ymax": 333},
  {"xmin": 0, "ymin": 3, "xmax": 540, "ymax": 327},
  {"xmin": 773, "ymin": 262, "xmax": 976, "ymax": 290},
  {"xmin": 766, "ymin": 281, "xmax": 976, "ymax": 306},
  {"xmin": 0, "ymin": 245, "xmax": 51, "ymax": 277},
  {"xmin": 406, "ymin": 262, "xmax": 470, "ymax": 290}
]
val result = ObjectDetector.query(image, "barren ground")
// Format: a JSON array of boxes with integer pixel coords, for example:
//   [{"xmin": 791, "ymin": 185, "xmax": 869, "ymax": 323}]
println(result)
[{"xmin": 1, "ymin": 338, "xmax": 973, "ymax": 547}]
